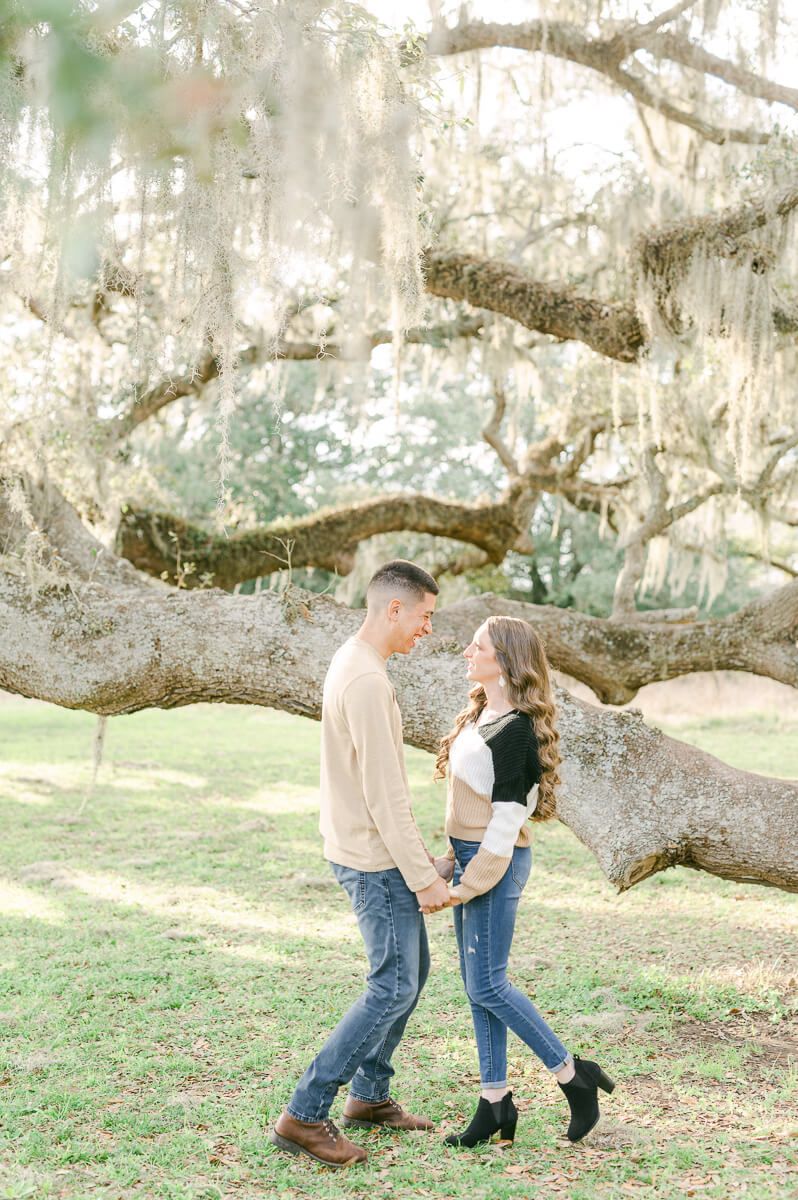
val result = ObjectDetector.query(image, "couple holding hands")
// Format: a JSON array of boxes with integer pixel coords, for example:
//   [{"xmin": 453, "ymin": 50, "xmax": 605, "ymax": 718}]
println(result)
[{"xmin": 270, "ymin": 560, "xmax": 614, "ymax": 1167}]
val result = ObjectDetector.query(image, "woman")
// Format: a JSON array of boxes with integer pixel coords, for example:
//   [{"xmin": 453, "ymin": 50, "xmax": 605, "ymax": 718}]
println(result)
[{"xmin": 434, "ymin": 615, "xmax": 614, "ymax": 1147}]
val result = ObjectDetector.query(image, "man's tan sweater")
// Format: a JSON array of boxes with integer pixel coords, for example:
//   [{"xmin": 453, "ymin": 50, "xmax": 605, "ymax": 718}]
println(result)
[{"xmin": 319, "ymin": 637, "xmax": 439, "ymax": 894}]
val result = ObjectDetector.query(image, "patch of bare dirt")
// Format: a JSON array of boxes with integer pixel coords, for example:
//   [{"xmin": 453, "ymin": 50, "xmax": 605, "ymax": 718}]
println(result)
[{"xmin": 675, "ymin": 1012, "xmax": 798, "ymax": 1074}]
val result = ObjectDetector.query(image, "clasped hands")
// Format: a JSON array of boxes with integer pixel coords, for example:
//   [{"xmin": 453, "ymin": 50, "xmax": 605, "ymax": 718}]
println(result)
[{"xmin": 416, "ymin": 857, "xmax": 462, "ymax": 914}]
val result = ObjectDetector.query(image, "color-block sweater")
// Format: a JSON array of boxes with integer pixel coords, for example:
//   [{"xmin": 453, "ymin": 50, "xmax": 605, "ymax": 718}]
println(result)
[{"xmin": 446, "ymin": 709, "xmax": 542, "ymax": 902}]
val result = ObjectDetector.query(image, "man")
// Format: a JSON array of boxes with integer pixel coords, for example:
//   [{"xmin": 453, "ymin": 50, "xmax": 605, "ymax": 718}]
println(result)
[{"xmin": 270, "ymin": 560, "xmax": 451, "ymax": 1167}]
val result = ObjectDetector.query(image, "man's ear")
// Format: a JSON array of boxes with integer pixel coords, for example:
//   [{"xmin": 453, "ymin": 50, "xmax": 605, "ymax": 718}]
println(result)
[{"xmin": 388, "ymin": 598, "xmax": 402, "ymax": 621}]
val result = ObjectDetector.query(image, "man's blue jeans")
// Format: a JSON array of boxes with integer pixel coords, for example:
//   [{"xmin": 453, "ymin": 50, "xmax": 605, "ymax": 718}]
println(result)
[
  {"xmin": 287, "ymin": 862, "xmax": 430, "ymax": 1123},
  {"xmin": 451, "ymin": 837, "xmax": 571, "ymax": 1088}
]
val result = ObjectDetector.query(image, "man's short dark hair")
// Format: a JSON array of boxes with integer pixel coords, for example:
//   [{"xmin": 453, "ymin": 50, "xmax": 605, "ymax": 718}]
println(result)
[{"xmin": 366, "ymin": 559, "xmax": 439, "ymax": 604}]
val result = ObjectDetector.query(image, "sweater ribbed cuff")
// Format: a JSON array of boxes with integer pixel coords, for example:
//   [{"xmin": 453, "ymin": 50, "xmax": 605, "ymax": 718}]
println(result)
[
  {"xmin": 450, "ymin": 846, "xmax": 510, "ymax": 902},
  {"xmin": 408, "ymin": 864, "xmax": 442, "ymax": 894}
]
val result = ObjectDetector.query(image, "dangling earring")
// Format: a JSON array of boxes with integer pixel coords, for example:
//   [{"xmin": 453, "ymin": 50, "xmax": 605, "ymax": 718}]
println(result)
[{"xmin": 499, "ymin": 675, "xmax": 505, "ymax": 688}]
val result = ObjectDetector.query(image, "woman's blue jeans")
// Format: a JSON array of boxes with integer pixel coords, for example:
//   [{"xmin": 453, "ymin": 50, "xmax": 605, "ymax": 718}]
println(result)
[
  {"xmin": 287, "ymin": 862, "xmax": 429, "ymax": 1123},
  {"xmin": 451, "ymin": 837, "xmax": 571, "ymax": 1088}
]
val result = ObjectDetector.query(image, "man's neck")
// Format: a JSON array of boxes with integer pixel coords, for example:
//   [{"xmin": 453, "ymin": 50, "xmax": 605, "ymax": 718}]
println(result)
[{"xmin": 355, "ymin": 620, "xmax": 393, "ymax": 660}]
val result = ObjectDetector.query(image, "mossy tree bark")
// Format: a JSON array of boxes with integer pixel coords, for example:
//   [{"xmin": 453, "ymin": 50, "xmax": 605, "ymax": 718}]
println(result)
[{"xmin": 114, "ymin": 486, "xmax": 536, "ymax": 586}]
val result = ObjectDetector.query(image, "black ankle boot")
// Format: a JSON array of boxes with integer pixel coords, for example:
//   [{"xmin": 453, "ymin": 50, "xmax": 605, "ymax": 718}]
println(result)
[
  {"xmin": 558, "ymin": 1056, "xmax": 615, "ymax": 1142},
  {"xmin": 444, "ymin": 1091, "xmax": 518, "ymax": 1148}
]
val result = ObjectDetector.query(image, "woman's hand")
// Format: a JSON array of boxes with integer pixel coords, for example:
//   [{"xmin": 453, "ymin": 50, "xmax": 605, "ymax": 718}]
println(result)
[{"xmin": 433, "ymin": 856, "xmax": 455, "ymax": 882}]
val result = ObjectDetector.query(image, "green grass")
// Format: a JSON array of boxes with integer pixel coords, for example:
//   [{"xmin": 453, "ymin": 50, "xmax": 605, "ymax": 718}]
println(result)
[
  {"xmin": 658, "ymin": 712, "xmax": 798, "ymax": 780},
  {"xmin": 0, "ymin": 699, "xmax": 796, "ymax": 1200}
]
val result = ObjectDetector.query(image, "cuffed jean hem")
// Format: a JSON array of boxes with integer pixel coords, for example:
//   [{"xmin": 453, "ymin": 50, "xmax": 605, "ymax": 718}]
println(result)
[
  {"xmin": 546, "ymin": 1052, "xmax": 574, "ymax": 1075},
  {"xmin": 481, "ymin": 1079, "xmax": 508, "ymax": 1089},
  {"xmin": 347, "ymin": 1087, "xmax": 391, "ymax": 1104},
  {"xmin": 285, "ymin": 1079, "xmax": 392, "ymax": 1123},
  {"xmin": 285, "ymin": 1103, "xmax": 323, "ymax": 1124}
]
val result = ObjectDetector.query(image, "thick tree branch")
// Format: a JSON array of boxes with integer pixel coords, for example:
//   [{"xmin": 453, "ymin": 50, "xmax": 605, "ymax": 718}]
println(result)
[
  {"xmin": 606, "ymin": 60, "xmax": 768, "ymax": 145},
  {"xmin": 115, "ymin": 414, "xmax": 632, "ymax": 588},
  {"xmin": 113, "ymin": 350, "xmax": 224, "ymax": 437},
  {"xmin": 422, "ymin": 180, "xmax": 798, "ymax": 361},
  {"xmin": 115, "ymin": 486, "xmax": 535, "ymax": 588},
  {"xmin": 99, "ymin": 197, "xmax": 798, "ymax": 436},
  {"xmin": 554, "ymin": 693, "xmax": 798, "ymax": 893},
  {"xmin": 628, "ymin": 30, "xmax": 798, "ymax": 112},
  {"xmin": 442, "ymin": 582, "xmax": 798, "ymax": 705},
  {"xmin": 422, "ymin": 247, "xmax": 646, "ymax": 362},
  {"xmin": 108, "ymin": 494, "xmax": 798, "ymax": 700},
  {"xmin": 637, "ymin": 181, "xmax": 798, "ymax": 278}
]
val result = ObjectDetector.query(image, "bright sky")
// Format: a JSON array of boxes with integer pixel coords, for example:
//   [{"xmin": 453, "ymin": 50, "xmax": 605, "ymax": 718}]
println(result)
[
  {"xmin": 369, "ymin": 0, "xmax": 798, "ymax": 186},
  {"xmin": 372, "ymin": 0, "xmax": 634, "ymax": 182}
]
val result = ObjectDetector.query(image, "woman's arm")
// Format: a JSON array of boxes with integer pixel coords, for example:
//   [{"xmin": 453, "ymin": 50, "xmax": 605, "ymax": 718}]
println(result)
[
  {"xmin": 449, "ymin": 784, "xmax": 538, "ymax": 901},
  {"xmin": 450, "ymin": 715, "xmax": 541, "ymax": 902}
]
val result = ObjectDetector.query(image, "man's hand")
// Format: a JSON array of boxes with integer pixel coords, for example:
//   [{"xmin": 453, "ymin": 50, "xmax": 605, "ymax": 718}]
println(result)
[
  {"xmin": 433, "ymin": 856, "xmax": 454, "ymax": 882},
  {"xmin": 416, "ymin": 876, "xmax": 451, "ymax": 914}
]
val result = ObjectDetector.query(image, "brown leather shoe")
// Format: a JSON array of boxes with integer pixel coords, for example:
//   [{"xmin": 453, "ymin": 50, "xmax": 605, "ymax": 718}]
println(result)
[
  {"xmin": 341, "ymin": 1095, "xmax": 434, "ymax": 1132},
  {"xmin": 269, "ymin": 1109, "xmax": 367, "ymax": 1166}
]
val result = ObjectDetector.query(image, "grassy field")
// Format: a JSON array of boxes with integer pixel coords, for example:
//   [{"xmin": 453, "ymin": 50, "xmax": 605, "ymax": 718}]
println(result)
[{"xmin": 0, "ymin": 697, "xmax": 796, "ymax": 1200}]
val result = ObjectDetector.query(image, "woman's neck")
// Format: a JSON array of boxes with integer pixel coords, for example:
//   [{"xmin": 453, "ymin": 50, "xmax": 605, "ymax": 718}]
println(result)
[{"xmin": 479, "ymin": 681, "xmax": 514, "ymax": 718}]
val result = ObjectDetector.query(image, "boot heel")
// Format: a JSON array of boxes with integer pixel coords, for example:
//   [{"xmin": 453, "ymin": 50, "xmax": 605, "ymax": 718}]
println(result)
[
  {"xmin": 597, "ymin": 1069, "xmax": 615, "ymax": 1094},
  {"xmin": 499, "ymin": 1119, "xmax": 517, "ymax": 1142}
]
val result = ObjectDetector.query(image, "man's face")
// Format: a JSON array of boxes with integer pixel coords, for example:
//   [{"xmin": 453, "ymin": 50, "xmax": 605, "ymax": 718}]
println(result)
[{"xmin": 391, "ymin": 591, "xmax": 437, "ymax": 655}]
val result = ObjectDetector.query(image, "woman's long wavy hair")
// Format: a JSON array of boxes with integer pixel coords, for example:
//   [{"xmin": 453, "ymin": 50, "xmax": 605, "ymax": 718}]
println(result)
[{"xmin": 434, "ymin": 616, "xmax": 561, "ymax": 821}]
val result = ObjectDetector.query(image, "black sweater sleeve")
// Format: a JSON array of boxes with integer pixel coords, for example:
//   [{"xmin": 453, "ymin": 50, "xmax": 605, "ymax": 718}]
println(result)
[{"xmin": 483, "ymin": 712, "xmax": 541, "ymax": 806}]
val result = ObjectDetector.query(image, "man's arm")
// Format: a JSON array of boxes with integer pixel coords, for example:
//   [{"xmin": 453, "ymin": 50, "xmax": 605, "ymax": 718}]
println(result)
[{"xmin": 344, "ymin": 673, "xmax": 439, "ymax": 894}]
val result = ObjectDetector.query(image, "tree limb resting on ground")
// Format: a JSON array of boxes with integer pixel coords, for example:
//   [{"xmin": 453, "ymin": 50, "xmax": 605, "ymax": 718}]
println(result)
[{"xmin": 1, "ymin": 483, "xmax": 796, "ymax": 896}]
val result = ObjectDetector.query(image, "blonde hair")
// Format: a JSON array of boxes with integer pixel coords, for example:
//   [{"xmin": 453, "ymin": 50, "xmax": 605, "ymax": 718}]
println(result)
[{"xmin": 434, "ymin": 616, "xmax": 561, "ymax": 820}]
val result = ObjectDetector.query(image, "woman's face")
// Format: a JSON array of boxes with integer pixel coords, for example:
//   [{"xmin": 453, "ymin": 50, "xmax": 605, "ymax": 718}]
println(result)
[{"xmin": 464, "ymin": 622, "xmax": 502, "ymax": 687}]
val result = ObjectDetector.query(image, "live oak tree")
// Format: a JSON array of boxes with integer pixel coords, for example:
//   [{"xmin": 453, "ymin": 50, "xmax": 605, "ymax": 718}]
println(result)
[{"xmin": 0, "ymin": 1, "xmax": 796, "ymax": 892}]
